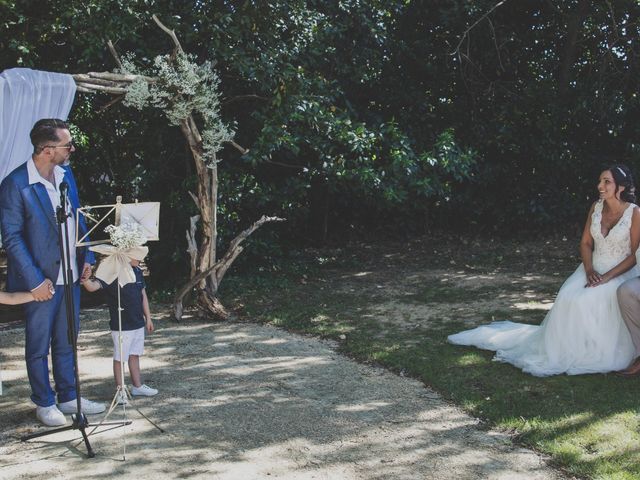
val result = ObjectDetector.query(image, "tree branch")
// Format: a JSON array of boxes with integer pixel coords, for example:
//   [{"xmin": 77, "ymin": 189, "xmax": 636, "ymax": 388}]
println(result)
[
  {"xmin": 229, "ymin": 139, "xmax": 249, "ymax": 155},
  {"xmin": 186, "ymin": 215, "xmax": 200, "ymax": 280},
  {"xmin": 107, "ymin": 39, "xmax": 124, "ymax": 69},
  {"xmin": 172, "ymin": 215, "xmax": 286, "ymax": 321},
  {"xmin": 265, "ymin": 158, "xmax": 306, "ymax": 170},
  {"xmin": 451, "ymin": 0, "xmax": 510, "ymax": 56},
  {"xmin": 223, "ymin": 94, "xmax": 270, "ymax": 106},
  {"xmin": 487, "ymin": 17, "xmax": 505, "ymax": 72},
  {"xmin": 72, "ymin": 74, "xmax": 127, "ymax": 87},
  {"xmin": 153, "ymin": 14, "xmax": 184, "ymax": 53},
  {"xmin": 558, "ymin": 0, "xmax": 590, "ymax": 94},
  {"xmin": 98, "ymin": 94, "xmax": 126, "ymax": 112},
  {"xmin": 75, "ymin": 85, "xmax": 94, "ymax": 93},
  {"xmin": 187, "ymin": 191, "xmax": 200, "ymax": 210},
  {"xmin": 86, "ymin": 71, "xmax": 156, "ymax": 82},
  {"xmin": 74, "ymin": 82, "xmax": 128, "ymax": 94}
]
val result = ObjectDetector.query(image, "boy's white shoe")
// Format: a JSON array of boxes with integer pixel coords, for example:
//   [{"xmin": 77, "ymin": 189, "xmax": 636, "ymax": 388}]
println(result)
[
  {"xmin": 36, "ymin": 405, "xmax": 67, "ymax": 427},
  {"xmin": 58, "ymin": 397, "xmax": 106, "ymax": 415},
  {"xmin": 131, "ymin": 384, "xmax": 158, "ymax": 396}
]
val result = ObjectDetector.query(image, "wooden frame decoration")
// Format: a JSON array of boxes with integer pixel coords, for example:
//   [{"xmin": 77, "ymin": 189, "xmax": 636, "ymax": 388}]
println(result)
[{"xmin": 76, "ymin": 196, "xmax": 160, "ymax": 246}]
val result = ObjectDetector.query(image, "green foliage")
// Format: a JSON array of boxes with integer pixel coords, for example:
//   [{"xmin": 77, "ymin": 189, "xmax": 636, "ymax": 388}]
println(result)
[
  {"xmin": 119, "ymin": 51, "xmax": 234, "ymax": 162},
  {"xmin": 2, "ymin": 0, "xmax": 639, "ymax": 285}
]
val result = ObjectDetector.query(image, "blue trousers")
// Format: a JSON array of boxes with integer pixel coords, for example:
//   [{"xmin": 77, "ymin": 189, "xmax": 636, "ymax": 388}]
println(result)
[{"xmin": 24, "ymin": 284, "xmax": 81, "ymax": 407}]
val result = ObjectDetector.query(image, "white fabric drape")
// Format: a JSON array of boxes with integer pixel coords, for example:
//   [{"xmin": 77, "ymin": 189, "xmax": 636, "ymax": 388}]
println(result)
[
  {"xmin": 0, "ymin": 68, "xmax": 77, "ymax": 183},
  {"xmin": 0, "ymin": 70, "xmax": 76, "ymax": 394}
]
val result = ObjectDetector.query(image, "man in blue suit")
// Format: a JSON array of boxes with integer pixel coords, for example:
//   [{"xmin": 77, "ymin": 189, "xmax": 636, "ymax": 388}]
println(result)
[{"xmin": 0, "ymin": 119, "xmax": 105, "ymax": 427}]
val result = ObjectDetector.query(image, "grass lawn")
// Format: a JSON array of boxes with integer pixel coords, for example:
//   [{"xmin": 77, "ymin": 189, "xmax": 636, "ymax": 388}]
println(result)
[{"xmin": 221, "ymin": 234, "xmax": 640, "ymax": 480}]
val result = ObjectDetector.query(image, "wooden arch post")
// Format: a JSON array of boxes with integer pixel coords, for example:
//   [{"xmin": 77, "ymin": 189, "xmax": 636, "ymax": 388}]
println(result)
[{"xmin": 72, "ymin": 16, "xmax": 283, "ymax": 321}]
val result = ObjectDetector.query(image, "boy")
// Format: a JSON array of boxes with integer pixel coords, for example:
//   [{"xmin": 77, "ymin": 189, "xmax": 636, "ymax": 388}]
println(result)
[{"xmin": 81, "ymin": 259, "xmax": 158, "ymax": 403}]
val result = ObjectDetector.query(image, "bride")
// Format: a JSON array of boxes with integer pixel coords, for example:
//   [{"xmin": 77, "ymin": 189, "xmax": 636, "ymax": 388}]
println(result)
[{"xmin": 448, "ymin": 164, "xmax": 640, "ymax": 376}]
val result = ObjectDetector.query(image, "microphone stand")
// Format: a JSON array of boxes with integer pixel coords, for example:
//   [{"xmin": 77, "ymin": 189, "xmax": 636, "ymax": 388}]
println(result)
[{"xmin": 20, "ymin": 181, "xmax": 94, "ymax": 456}]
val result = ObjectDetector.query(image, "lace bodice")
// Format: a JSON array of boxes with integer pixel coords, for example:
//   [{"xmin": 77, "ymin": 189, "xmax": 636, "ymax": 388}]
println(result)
[{"xmin": 590, "ymin": 200, "xmax": 636, "ymax": 272}]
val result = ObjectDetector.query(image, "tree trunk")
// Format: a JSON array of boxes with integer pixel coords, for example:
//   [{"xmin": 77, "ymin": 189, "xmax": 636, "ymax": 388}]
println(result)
[
  {"xmin": 207, "ymin": 157, "xmax": 219, "ymax": 295},
  {"xmin": 181, "ymin": 117, "xmax": 214, "ymax": 288},
  {"xmin": 321, "ymin": 188, "xmax": 329, "ymax": 245},
  {"xmin": 557, "ymin": 0, "xmax": 590, "ymax": 95},
  {"xmin": 177, "ymin": 116, "xmax": 228, "ymax": 318},
  {"xmin": 310, "ymin": 176, "xmax": 330, "ymax": 244},
  {"xmin": 71, "ymin": 16, "xmax": 285, "ymax": 323},
  {"xmin": 197, "ymin": 290, "xmax": 228, "ymax": 319}
]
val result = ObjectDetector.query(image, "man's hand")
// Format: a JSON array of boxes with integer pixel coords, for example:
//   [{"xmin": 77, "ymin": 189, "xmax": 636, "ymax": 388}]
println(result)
[
  {"xmin": 81, "ymin": 263, "xmax": 92, "ymax": 281},
  {"xmin": 32, "ymin": 279, "xmax": 54, "ymax": 302}
]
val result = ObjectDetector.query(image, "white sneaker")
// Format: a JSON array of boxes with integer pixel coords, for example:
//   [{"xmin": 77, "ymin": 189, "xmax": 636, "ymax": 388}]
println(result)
[
  {"xmin": 36, "ymin": 405, "xmax": 67, "ymax": 427},
  {"xmin": 58, "ymin": 397, "xmax": 106, "ymax": 415},
  {"xmin": 116, "ymin": 390, "xmax": 129, "ymax": 406},
  {"xmin": 131, "ymin": 384, "xmax": 158, "ymax": 396}
]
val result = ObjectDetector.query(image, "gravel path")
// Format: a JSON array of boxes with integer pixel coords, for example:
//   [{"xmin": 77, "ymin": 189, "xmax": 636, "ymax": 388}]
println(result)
[{"xmin": 0, "ymin": 308, "xmax": 565, "ymax": 479}]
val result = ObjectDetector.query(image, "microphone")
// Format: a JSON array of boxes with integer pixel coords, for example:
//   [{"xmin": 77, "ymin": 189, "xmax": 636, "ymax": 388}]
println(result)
[
  {"xmin": 59, "ymin": 181, "xmax": 69, "ymax": 207},
  {"xmin": 58, "ymin": 181, "xmax": 70, "ymax": 221}
]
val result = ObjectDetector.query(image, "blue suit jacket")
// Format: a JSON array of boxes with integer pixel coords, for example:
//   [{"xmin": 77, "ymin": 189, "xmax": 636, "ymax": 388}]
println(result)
[{"xmin": 0, "ymin": 162, "xmax": 94, "ymax": 292}]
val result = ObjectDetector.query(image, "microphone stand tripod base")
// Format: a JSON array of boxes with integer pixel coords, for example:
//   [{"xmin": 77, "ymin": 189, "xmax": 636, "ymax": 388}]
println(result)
[
  {"xmin": 71, "ymin": 412, "xmax": 89, "ymax": 429},
  {"xmin": 21, "ymin": 412, "xmax": 95, "ymax": 458}
]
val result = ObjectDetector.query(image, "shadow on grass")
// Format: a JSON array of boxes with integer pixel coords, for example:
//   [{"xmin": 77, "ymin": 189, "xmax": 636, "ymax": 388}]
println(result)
[{"xmin": 222, "ymin": 259, "xmax": 640, "ymax": 479}]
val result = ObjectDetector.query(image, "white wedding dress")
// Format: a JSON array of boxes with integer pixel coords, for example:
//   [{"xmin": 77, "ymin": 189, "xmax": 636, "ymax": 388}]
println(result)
[{"xmin": 448, "ymin": 200, "xmax": 638, "ymax": 376}]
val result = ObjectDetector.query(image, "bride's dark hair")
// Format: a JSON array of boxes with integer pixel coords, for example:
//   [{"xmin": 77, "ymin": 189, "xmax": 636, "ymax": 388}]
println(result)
[{"xmin": 606, "ymin": 163, "xmax": 636, "ymax": 203}]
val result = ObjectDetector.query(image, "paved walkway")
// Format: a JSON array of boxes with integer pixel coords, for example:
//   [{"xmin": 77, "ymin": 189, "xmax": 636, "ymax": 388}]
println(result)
[{"xmin": 0, "ymin": 309, "xmax": 564, "ymax": 479}]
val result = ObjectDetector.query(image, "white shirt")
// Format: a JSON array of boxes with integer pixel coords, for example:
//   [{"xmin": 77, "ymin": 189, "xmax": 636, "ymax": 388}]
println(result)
[{"xmin": 27, "ymin": 158, "xmax": 78, "ymax": 285}]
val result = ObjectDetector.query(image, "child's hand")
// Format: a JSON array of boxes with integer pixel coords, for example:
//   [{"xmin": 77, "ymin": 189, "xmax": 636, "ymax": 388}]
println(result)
[
  {"xmin": 81, "ymin": 263, "xmax": 92, "ymax": 281},
  {"xmin": 80, "ymin": 277, "xmax": 101, "ymax": 292},
  {"xmin": 146, "ymin": 318, "xmax": 154, "ymax": 333}
]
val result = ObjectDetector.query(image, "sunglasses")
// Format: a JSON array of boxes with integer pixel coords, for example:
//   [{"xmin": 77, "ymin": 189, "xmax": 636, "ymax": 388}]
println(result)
[{"xmin": 43, "ymin": 141, "xmax": 75, "ymax": 151}]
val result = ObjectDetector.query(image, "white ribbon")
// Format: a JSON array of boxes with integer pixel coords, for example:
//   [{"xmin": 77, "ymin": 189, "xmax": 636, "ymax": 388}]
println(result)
[{"xmin": 89, "ymin": 244, "xmax": 148, "ymax": 286}]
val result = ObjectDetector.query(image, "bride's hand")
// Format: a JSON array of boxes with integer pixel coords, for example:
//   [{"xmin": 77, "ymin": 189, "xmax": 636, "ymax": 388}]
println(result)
[
  {"xmin": 585, "ymin": 268, "xmax": 602, "ymax": 287},
  {"xmin": 593, "ymin": 272, "xmax": 613, "ymax": 287}
]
